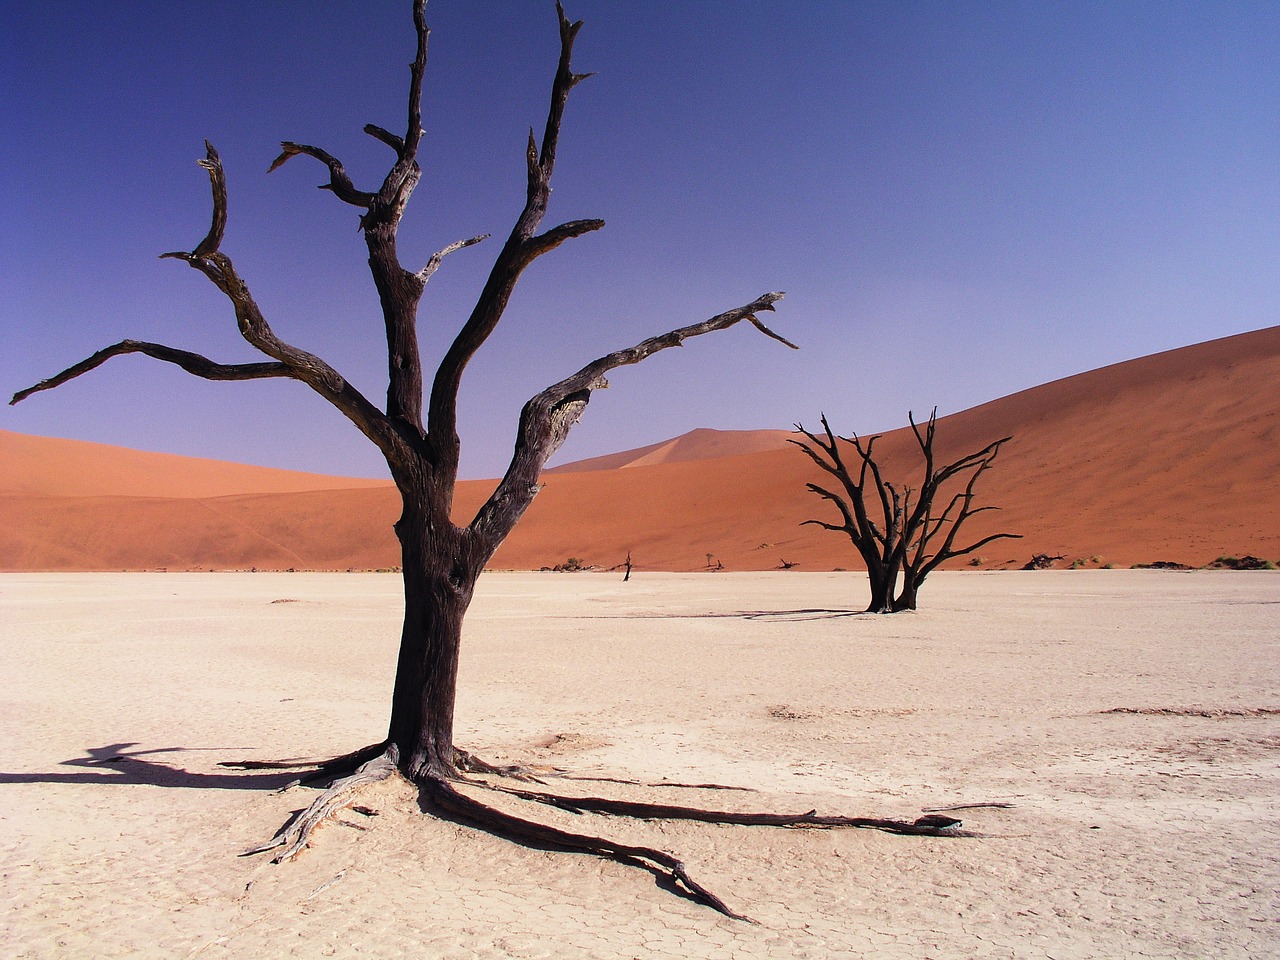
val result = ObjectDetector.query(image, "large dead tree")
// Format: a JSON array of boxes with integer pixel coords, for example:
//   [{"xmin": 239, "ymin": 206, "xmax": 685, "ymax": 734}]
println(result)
[
  {"xmin": 793, "ymin": 410, "xmax": 1021, "ymax": 613},
  {"xmin": 13, "ymin": 2, "xmax": 962, "ymax": 919}
]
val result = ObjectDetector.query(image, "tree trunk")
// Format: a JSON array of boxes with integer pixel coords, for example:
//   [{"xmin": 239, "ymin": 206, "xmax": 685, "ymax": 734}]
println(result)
[
  {"xmin": 384, "ymin": 496, "xmax": 480, "ymax": 781},
  {"xmin": 860, "ymin": 578, "xmax": 890, "ymax": 616},
  {"xmin": 865, "ymin": 565, "xmax": 894, "ymax": 614},
  {"xmin": 893, "ymin": 577, "xmax": 919, "ymax": 611}
]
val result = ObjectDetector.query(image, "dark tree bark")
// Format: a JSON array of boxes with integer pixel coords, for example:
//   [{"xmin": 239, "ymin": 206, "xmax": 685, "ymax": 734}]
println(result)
[
  {"xmin": 792, "ymin": 410, "xmax": 1022, "ymax": 612},
  {"xmin": 13, "ymin": 1, "xmax": 962, "ymax": 919}
]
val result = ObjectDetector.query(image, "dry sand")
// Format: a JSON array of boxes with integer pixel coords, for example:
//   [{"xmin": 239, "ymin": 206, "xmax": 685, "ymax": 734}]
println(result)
[
  {"xmin": 5, "ymin": 324, "xmax": 1280, "ymax": 573},
  {"xmin": 2, "ymin": 570, "xmax": 1277, "ymax": 958}
]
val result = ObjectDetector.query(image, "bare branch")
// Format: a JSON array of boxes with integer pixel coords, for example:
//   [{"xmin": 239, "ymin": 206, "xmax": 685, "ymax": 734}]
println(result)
[
  {"xmin": 908, "ymin": 407, "xmax": 936, "ymax": 458},
  {"xmin": 540, "ymin": 3, "xmax": 587, "ymax": 175},
  {"xmin": 364, "ymin": 123, "xmax": 405, "ymax": 154},
  {"xmin": 469, "ymin": 292, "xmax": 789, "ymax": 546},
  {"xmin": 19, "ymin": 139, "xmax": 401, "ymax": 464},
  {"xmin": 417, "ymin": 234, "xmax": 489, "ymax": 284},
  {"xmin": 946, "ymin": 531, "xmax": 1024, "ymax": 558},
  {"xmin": 802, "ymin": 482, "xmax": 856, "ymax": 533},
  {"xmin": 403, "ymin": 0, "xmax": 429, "ymax": 158},
  {"xmin": 176, "ymin": 145, "xmax": 402, "ymax": 460},
  {"xmin": 792, "ymin": 417, "xmax": 889, "ymax": 571},
  {"xmin": 538, "ymin": 292, "xmax": 784, "ymax": 407},
  {"xmin": 930, "ymin": 437, "xmax": 1012, "ymax": 488},
  {"xmin": 526, "ymin": 219, "xmax": 606, "ymax": 258},
  {"xmin": 913, "ymin": 442, "xmax": 1016, "ymax": 579},
  {"xmin": 269, "ymin": 142, "xmax": 375, "ymax": 207},
  {"xmin": 748, "ymin": 315, "xmax": 799, "ymax": 350},
  {"xmin": 192, "ymin": 140, "xmax": 227, "ymax": 257},
  {"xmin": 787, "ymin": 435, "xmax": 845, "ymax": 479},
  {"xmin": 801, "ymin": 518, "xmax": 847, "ymax": 532},
  {"xmin": 11, "ymin": 340, "xmax": 289, "ymax": 406},
  {"xmin": 917, "ymin": 530, "xmax": 1023, "ymax": 582},
  {"xmin": 861, "ymin": 438, "xmax": 897, "ymax": 544},
  {"xmin": 425, "ymin": 3, "xmax": 597, "ymax": 485}
]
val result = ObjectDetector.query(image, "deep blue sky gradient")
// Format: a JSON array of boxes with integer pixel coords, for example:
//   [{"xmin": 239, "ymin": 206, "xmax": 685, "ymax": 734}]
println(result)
[{"xmin": 5, "ymin": 1, "xmax": 1278, "ymax": 478}]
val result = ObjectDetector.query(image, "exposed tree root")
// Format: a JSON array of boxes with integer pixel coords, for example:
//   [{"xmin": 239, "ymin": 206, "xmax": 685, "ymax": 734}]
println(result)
[
  {"xmin": 484, "ymin": 783, "xmax": 964, "ymax": 835},
  {"xmin": 222, "ymin": 742, "xmax": 390, "ymax": 792},
  {"xmin": 452, "ymin": 747, "xmax": 547, "ymax": 783},
  {"xmin": 242, "ymin": 749, "xmax": 397, "ymax": 862},
  {"xmin": 296, "ymin": 742, "xmax": 391, "ymax": 785},
  {"xmin": 553, "ymin": 773, "xmax": 758, "ymax": 791},
  {"xmin": 922, "ymin": 801, "xmax": 1015, "ymax": 813},
  {"xmin": 225, "ymin": 744, "xmax": 547, "ymax": 785},
  {"xmin": 239, "ymin": 745, "xmax": 965, "ymax": 920},
  {"xmin": 419, "ymin": 776, "xmax": 754, "ymax": 921}
]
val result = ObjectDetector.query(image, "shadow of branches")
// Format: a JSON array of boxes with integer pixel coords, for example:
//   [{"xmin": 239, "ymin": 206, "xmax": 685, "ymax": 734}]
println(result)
[
  {"xmin": 568, "ymin": 608, "xmax": 864, "ymax": 622},
  {"xmin": 0, "ymin": 742, "xmax": 302, "ymax": 791}
]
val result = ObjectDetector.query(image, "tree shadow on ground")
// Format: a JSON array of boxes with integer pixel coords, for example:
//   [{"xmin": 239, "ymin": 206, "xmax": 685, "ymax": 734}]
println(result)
[
  {"xmin": 737, "ymin": 608, "xmax": 865, "ymax": 621},
  {"xmin": 0, "ymin": 742, "xmax": 300, "ymax": 791},
  {"xmin": 571, "ymin": 608, "xmax": 865, "ymax": 622}
]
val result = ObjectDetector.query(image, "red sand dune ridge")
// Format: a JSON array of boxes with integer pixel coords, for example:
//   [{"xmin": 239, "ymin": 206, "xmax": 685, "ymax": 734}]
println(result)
[
  {"xmin": 0, "ymin": 430, "xmax": 391, "ymax": 500},
  {"xmin": 545, "ymin": 427, "xmax": 794, "ymax": 473},
  {"xmin": 3, "ymin": 325, "xmax": 1278, "ymax": 572}
]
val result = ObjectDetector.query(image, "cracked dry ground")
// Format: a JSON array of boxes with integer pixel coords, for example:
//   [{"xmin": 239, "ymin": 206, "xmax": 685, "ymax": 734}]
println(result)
[{"xmin": 3, "ymin": 570, "xmax": 1278, "ymax": 958}]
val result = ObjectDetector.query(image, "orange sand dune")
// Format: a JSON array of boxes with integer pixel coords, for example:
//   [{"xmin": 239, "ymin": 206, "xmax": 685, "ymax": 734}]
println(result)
[
  {"xmin": 547, "ymin": 427, "xmax": 793, "ymax": 473},
  {"xmin": 3, "ymin": 326, "xmax": 1278, "ymax": 571},
  {"xmin": 0, "ymin": 429, "xmax": 391, "ymax": 499}
]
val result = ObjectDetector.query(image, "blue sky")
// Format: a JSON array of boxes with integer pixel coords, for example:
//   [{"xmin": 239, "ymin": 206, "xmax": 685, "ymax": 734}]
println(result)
[{"xmin": 5, "ymin": 1, "xmax": 1278, "ymax": 479}]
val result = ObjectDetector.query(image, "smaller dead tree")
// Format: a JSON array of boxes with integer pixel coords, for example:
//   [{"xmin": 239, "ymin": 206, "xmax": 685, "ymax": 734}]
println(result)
[
  {"xmin": 1023, "ymin": 553, "xmax": 1066, "ymax": 570},
  {"xmin": 792, "ymin": 410, "xmax": 1021, "ymax": 612}
]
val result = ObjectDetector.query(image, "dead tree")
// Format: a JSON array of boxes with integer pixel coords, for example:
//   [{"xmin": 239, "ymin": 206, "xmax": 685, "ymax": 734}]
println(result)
[
  {"xmin": 1024, "ymin": 553, "xmax": 1066, "ymax": 570},
  {"xmin": 9, "ymin": 2, "xmax": 959, "ymax": 921},
  {"xmin": 792, "ymin": 410, "xmax": 1021, "ymax": 612}
]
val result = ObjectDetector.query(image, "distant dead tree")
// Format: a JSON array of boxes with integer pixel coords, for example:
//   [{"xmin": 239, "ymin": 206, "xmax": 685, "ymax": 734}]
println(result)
[
  {"xmin": 792, "ymin": 410, "xmax": 1021, "ymax": 613},
  {"xmin": 1023, "ymin": 553, "xmax": 1065, "ymax": 570},
  {"xmin": 10, "ymin": 1, "xmax": 953, "ymax": 921}
]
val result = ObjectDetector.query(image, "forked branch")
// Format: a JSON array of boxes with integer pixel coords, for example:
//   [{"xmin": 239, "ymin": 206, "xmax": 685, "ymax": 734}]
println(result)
[
  {"xmin": 470, "ymin": 292, "xmax": 792, "ymax": 545},
  {"xmin": 268, "ymin": 142, "xmax": 376, "ymax": 207},
  {"xmin": 15, "ymin": 143, "xmax": 403, "ymax": 462},
  {"xmin": 426, "ymin": 1, "xmax": 602, "ymax": 482}
]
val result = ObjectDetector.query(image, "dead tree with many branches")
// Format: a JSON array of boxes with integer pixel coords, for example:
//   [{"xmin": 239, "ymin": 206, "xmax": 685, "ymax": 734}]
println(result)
[
  {"xmin": 11, "ymin": 2, "xmax": 964, "ymax": 921},
  {"xmin": 793, "ymin": 410, "xmax": 1021, "ymax": 613}
]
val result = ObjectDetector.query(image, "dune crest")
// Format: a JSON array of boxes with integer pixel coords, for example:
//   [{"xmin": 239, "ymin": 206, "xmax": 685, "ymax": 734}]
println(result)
[
  {"xmin": 0, "ymin": 429, "xmax": 391, "ymax": 499},
  {"xmin": 548, "ymin": 427, "xmax": 793, "ymax": 473}
]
